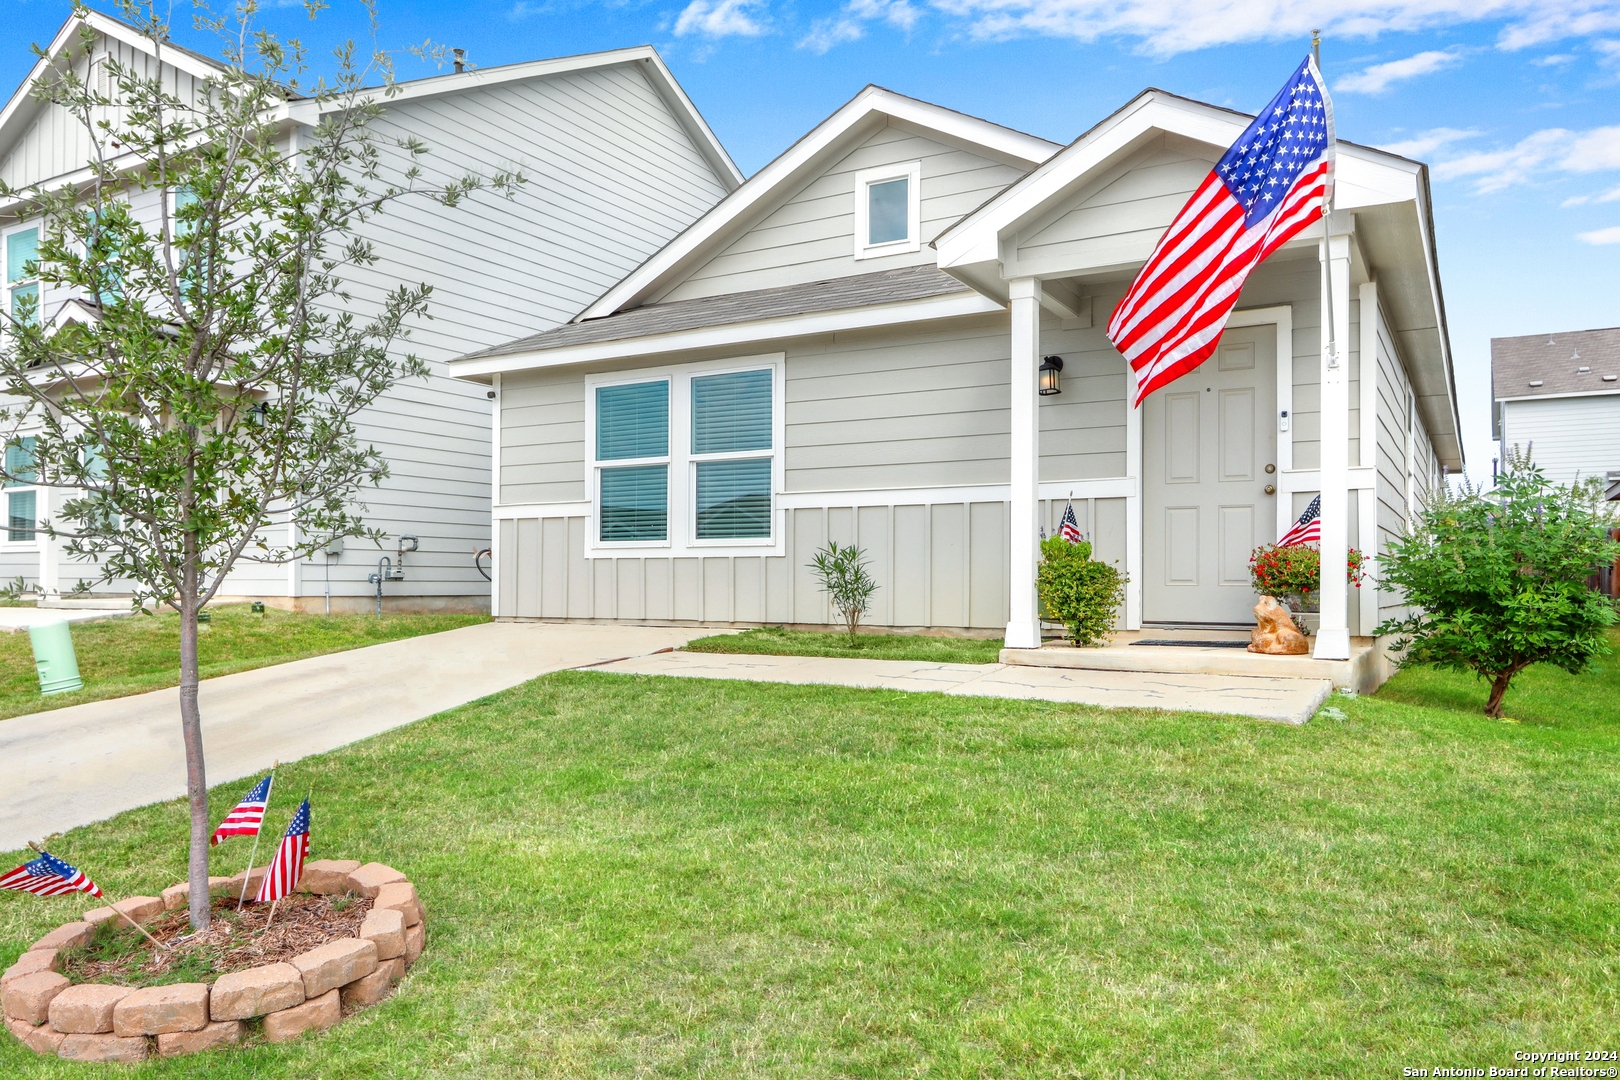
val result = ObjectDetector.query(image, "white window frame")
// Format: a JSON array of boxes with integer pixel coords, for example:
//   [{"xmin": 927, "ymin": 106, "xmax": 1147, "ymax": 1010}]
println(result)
[
  {"xmin": 584, "ymin": 353, "xmax": 785, "ymax": 559},
  {"xmin": 853, "ymin": 161, "xmax": 922, "ymax": 260},
  {"xmin": 3, "ymin": 221, "xmax": 42, "ymax": 331},
  {"xmin": 3, "ymin": 432, "xmax": 41, "ymax": 552}
]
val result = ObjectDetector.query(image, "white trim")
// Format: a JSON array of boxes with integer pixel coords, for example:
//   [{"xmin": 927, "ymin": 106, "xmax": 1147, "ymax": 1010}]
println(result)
[
  {"xmin": 495, "ymin": 501, "xmax": 592, "ymax": 520},
  {"xmin": 575, "ymin": 86, "xmax": 1058, "ymax": 321},
  {"xmin": 582, "ymin": 353, "xmax": 785, "ymax": 559},
  {"xmin": 1006, "ymin": 277, "xmax": 1041, "ymax": 648},
  {"xmin": 1124, "ymin": 364, "xmax": 1143, "ymax": 630},
  {"xmin": 502, "ymin": 479, "xmax": 1136, "ymax": 516},
  {"xmin": 853, "ymin": 161, "xmax": 921, "ymax": 260},
  {"xmin": 450, "ymin": 290, "xmax": 1005, "ymax": 378},
  {"xmin": 490, "ymin": 373, "xmax": 503, "ymax": 617},
  {"xmin": 1495, "ymin": 387, "xmax": 1620, "ymax": 404},
  {"xmin": 1277, "ymin": 467, "xmax": 1376, "ymax": 493}
]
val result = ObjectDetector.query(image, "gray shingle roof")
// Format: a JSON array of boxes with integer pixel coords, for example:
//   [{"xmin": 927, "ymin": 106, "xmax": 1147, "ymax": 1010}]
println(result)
[
  {"xmin": 1492, "ymin": 326, "xmax": 1620, "ymax": 400},
  {"xmin": 457, "ymin": 264, "xmax": 971, "ymax": 362}
]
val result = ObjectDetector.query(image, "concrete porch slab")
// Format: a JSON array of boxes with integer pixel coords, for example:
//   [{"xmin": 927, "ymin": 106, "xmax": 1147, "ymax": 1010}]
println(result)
[
  {"xmin": 592, "ymin": 650, "xmax": 1334, "ymax": 725},
  {"xmin": 1003, "ymin": 637, "xmax": 1392, "ymax": 693}
]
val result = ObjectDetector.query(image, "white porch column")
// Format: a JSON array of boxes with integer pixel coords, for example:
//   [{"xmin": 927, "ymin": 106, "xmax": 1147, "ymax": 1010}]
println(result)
[
  {"xmin": 1315, "ymin": 224, "xmax": 1353, "ymax": 660},
  {"xmin": 38, "ymin": 487, "xmax": 59, "ymax": 598},
  {"xmin": 1006, "ymin": 277, "xmax": 1042, "ymax": 649}
]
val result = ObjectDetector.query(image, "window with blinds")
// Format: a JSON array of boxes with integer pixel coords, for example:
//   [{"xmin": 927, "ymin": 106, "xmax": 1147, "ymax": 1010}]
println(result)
[
  {"xmin": 4, "ymin": 436, "xmax": 36, "ymax": 543},
  {"xmin": 595, "ymin": 381, "xmax": 669, "ymax": 542},
  {"xmin": 6, "ymin": 228, "xmax": 39, "ymax": 325},
  {"xmin": 692, "ymin": 369, "xmax": 773, "ymax": 540}
]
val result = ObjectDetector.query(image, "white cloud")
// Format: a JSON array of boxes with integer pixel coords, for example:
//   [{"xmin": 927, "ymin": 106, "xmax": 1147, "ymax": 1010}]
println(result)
[
  {"xmin": 1337, "ymin": 49, "xmax": 1462, "ymax": 93},
  {"xmin": 800, "ymin": 17, "xmax": 866, "ymax": 51},
  {"xmin": 1577, "ymin": 225, "xmax": 1620, "ymax": 244},
  {"xmin": 1377, "ymin": 127, "xmax": 1478, "ymax": 159},
  {"xmin": 799, "ymin": 0, "xmax": 922, "ymax": 51},
  {"xmin": 1532, "ymin": 52, "xmax": 1577, "ymax": 65},
  {"xmin": 1562, "ymin": 183, "xmax": 1620, "ymax": 205},
  {"xmin": 673, "ymin": 0, "xmax": 769, "ymax": 38},
  {"xmin": 1434, "ymin": 125, "xmax": 1620, "ymax": 193}
]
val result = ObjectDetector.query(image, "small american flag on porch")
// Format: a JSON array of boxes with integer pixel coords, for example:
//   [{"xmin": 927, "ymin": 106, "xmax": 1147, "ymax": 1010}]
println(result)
[
  {"xmin": 1059, "ymin": 500, "xmax": 1084, "ymax": 543},
  {"xmin": 211, "ymin": 773, "xmax": 273, "ymax": 846},
  {"xmin": 1279, "ymin": 495, "xmax": 1322, "ymax": 547},
  {"xmin": 255, "ymin": 799, "xmax": 310, "ymax": 903},
  {"xmin": 0, "ymin": 851, "xmax": 104, "ymax": 898}
]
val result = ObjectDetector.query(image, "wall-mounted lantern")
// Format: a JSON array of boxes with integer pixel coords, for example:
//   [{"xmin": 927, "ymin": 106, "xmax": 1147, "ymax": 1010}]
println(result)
[{"xmin": 1039, "ymin": 355, "xmax": 1064, "ymax": 396}]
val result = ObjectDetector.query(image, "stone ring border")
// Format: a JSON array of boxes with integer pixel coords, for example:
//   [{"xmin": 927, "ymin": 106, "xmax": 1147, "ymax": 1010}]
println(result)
[{"xmin": 1, "ymin": 860, "xmax": 426, "ymax": 1062}]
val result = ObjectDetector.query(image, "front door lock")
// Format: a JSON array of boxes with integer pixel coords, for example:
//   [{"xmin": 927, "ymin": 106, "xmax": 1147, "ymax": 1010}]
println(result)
[{"xmin": 1264, "ymin": 484, "xmax": 1277, "ymax": 496}]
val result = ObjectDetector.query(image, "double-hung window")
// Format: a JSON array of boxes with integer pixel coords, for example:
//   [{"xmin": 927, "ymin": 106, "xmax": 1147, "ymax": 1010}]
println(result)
[
  {"xmin": 853, "ymin": 162, "xmax": 921, "ymax": 260},
  {"xmin": 4, "ymin": 437, "xmax": 38, "ymax": 544},
  {"xmin": 588, "ymin": 357, "xmax": 782, "ymax": 555},
  {"xmin": 5, "ymin": 226, "xmax": 40, "ymax": 326}
]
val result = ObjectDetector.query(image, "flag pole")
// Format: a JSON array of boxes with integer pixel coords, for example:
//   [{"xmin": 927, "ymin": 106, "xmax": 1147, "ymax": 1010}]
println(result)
[
  {"xmin": 237, "ymin": 763, "xmax": 277, "ymax": 912},
  {"xmin": 1312, "ymin": 30, "xmax": 1340, "ymax": 373},
  {"xmin": 27, "ymin": 842, "xmax": 167, "ymax": 952}
]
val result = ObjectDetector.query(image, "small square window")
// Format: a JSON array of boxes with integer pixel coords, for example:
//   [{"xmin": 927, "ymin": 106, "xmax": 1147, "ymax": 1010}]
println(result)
[{"xmin": 867, "ymin": 178, "xmax": 909, "ymax": 246}]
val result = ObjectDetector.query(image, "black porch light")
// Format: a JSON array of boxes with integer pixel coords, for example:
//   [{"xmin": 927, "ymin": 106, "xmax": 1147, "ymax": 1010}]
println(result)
[{"xmin": 1039, "ymin": 355, "xmax": 1064, "ymax": 396}]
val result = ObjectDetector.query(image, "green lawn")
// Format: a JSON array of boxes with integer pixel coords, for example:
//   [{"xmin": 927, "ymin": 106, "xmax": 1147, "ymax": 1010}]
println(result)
[
  {"xmin": 0, "ymin": 606, "xmax": 488, "ymax": 721},
  {"xmin": 2, "ymin": 637, "xmax": 1617, "ymax": 1077},
  {"xmin": 684, "ymin": 625, "xmax": 1006, "ymax": 664}
]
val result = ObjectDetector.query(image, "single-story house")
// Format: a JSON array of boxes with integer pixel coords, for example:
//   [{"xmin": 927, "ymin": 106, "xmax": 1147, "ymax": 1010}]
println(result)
[
  {"xmin": 1492, "ymin": 326, "xmax": 1620, "ymax": 489},
  {"xmin": 449, "ymin": 83, "xmax": 1462, "ymax": 654}
]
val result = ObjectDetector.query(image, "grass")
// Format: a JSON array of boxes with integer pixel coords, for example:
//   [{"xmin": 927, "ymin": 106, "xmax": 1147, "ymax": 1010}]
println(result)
[
  {"xmin": 684, "ymin": 625, "xmax": 1006, "ymax": 664},
  {"xmin": 2, "ymin": 636, "xmax": 1617, "ymax": 1077},
  {"xmin": 0, "ymin": 605, "xmax": 488, "ymax": 721}
]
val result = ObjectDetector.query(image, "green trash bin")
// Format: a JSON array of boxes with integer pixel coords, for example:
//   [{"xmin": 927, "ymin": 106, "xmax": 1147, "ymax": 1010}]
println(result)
[{"xmin": 29, "ymin": 620, "xmax": 84, "ymax": 695}]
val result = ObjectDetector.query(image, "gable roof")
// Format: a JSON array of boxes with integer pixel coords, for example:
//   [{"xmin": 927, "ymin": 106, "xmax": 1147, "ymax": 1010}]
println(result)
[
  {"xmin": 572, "ymin": 84, "xmax": 1061, "ymax": 321},
  {"xmin": 0, "ymin": 12, "xmax": 740, "ymax": 197},
  {"xmin": 1493, "ymin": 327, "xmax": 1620, "ymax": 401}
]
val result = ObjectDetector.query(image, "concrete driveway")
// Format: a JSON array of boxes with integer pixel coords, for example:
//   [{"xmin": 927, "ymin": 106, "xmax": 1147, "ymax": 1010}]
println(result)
[{"xmin": 0, "ymin": 622, "xmax": 701, "ymax": 852}]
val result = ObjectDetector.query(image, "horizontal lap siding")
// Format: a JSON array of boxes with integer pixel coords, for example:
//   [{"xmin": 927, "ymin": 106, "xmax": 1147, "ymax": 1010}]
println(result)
[
  {"xmin": 662, "ymin": 125, "xmax": 1027, "ymax": 302},
  {"xmin": 1039, "ymin": 293, "xmax": 1129, "ymax": 480},
  {"xmin": 1499, "ymin": 397, "xmax": 1620, "ymax": 488}
]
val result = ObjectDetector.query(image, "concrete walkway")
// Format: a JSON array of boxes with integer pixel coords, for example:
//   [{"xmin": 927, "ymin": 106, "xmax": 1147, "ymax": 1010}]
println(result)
[
  {"xmin": 0, "ymin": 622, "xmax": 702, "ymax": 851},
  {"xmin": 0, "ymin": 605, "xmax": 134, "ymax": 633},
  {"xmin": 593, "ymin": 650, "xmax": 1333, "ymax": 725}
]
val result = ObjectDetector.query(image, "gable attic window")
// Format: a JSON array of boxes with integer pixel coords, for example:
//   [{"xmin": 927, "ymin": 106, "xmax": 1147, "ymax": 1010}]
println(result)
[
  {"xmin": 854, "ymin": 162, "xmax": 921, "ymax": 260},
  {"xmin": 4, "ymin": 226, "xmax": 40, "ymax": 326}
]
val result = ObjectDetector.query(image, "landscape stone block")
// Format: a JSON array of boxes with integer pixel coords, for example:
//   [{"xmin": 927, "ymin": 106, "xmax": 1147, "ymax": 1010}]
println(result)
[
  {"xmin": 47, "ymin": 983, "xmax": 134, "ymax": 1034},
  {"xmin": 57, "ymin": 1031, "xmax": 151, "ymax": 1062},
  {"xmin": 345, "ymin": 863, "xmax": 407, "ymax": 898},
  {"xmin": 359, "ymin": 907, "xmax": 405, "ymax": 960},
  {"xmin": 3, "ymin": 971, "xmax": 70, "ymax": 1025},
  {"xmin": 219, "ymin": 867, "xmax": 268, "ymax": 902},
  {"xmin": 291, "ymin": 938, "xmax": 377, "ymax": 998},
  {"xmin": 28, "ymin": 922, "xmax": 93, "ymax": 954},
  {"xmin": 404, "ymin": 920, "xmax": 425, "ymax": 966},
  {"xmin": 208, "ymin": 962, "xmax": 304, "ymax": 1020},
  {"xmin": 373, "ymin": 881, "xmax": 423, "ymax": 927},
  {"xmin": 262, "ymin": 988, "xmax": 340, "ymax": 1043},
  {"xmin": 162, "ymin": 877, "xmax": 235, "ymax": 910},
  {"xmin": 7, "ymin": 1014, "xmax": 66, "ymax": 1054},
  {"xmin": 157, "ymin": 1020, "xmax": 242, "ymax": 1057},
  {"xmin": 299, "ymin": 859, "xmax": 362, "ymax": 895},
  {"xmin": 2, "ymin": 949, "xmax": 61, "ymax": 987},
  {"xmin": 339, "ymin": 965, "xmax": 393, "ymax": 1008},
  {"xmin": 381, "ymin": 956, "xmax": 405, "ymax": 986},
  {"xmin": 113, "ymin": 982, "xmax": 209, "ymax": 1036},
  {"xmin": 84, "ymin": 895, "xmax": 164, "ymax": 928}
]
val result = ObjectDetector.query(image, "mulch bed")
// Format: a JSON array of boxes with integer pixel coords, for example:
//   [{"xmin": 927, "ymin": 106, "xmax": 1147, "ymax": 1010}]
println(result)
[{"xmin": 62, "ymin": 893, "xmax": 373, "ymax": 986}]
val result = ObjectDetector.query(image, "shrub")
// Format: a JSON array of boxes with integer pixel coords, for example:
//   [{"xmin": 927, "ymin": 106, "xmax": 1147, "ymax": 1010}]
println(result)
[
  {"xmin": 809, "ymin": 541, "xmax": 879, "ymax": 644},
  {"xmin": 1376, "ymin": 449, "xmax": 1620, "ymax": 718},
  {"xmin": 1249, "ymin": 544, "xmax": 1366, "ymax": 608},
  {"xmin": 1038, "ymin": 536, "xmax": 1127, "ymax": 647}
]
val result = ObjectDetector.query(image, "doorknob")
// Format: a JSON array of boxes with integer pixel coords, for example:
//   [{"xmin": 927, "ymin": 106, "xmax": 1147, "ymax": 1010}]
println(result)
[{"xmin": 1264, "ymin": 484, "xmax": 1276, "ymax": 496}]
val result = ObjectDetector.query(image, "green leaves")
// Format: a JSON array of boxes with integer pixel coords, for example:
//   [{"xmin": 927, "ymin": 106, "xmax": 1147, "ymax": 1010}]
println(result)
[
  {"xmin": 808, "ymin": 542, "xmax": 879, "ymax": 644},
  {"xmin": 1037, "ymin": 536, "xmax": 1126, "ymax": 647}
]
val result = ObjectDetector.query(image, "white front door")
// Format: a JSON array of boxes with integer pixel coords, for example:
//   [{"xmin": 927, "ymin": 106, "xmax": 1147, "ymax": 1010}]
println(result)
[{"xmin": 1142, "ymin": 324, "xmax": 1279, "ymax": 627}]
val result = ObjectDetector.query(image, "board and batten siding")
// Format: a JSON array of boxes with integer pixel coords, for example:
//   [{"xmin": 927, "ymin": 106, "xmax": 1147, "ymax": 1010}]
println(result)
[
  {"xmin": 659, "ymin": 124, "xmax": 1028, "ymax": 303},
  {"xmin": 1499, "ymin": 395, "xmax": 1620, "ymax": 489}
]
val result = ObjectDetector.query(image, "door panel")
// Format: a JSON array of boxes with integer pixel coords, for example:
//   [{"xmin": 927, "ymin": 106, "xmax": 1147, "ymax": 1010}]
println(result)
[{"xmin": 1143, "ymin": 325, "xmax": 1279, "ymax": 626}]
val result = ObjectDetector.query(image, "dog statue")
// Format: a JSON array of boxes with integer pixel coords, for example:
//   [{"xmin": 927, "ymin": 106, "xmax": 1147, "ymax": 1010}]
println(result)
[{"xmin": 1248, "ymin": 595, "xmax": 1309, "ymax": 655}]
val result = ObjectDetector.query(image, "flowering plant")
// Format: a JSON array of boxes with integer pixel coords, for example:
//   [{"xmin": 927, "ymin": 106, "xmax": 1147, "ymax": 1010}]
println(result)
[{"xmin": 1249, "ymin": 544, "xmax": 1365, "ymax": 606}]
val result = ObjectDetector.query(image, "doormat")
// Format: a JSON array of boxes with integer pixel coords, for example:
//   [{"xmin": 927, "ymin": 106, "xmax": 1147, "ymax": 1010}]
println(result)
[{"xmin": 1130, "ymin": 639, "xmax": 1250, "ymax": 648}]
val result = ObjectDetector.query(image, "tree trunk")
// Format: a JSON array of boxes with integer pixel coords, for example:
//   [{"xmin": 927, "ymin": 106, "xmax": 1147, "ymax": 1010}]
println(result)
[
  {"xmin": 1484, "ymin": 670, "xmax": 1515, "ymax": 719},
  {"xmin": 180, "ymin": 559, "xmax": 211, "ymax": 931}
]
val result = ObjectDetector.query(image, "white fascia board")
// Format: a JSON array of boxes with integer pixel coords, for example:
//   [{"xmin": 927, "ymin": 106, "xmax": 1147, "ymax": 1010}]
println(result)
[
  {"xmin": 574, "ymin": 87, "xmax": 1059, "ymax": 322},
  {"xmin": 1498, "ymin": 388, "xmax": 1620, "ymax": 404},
  {"xmin": 450, "ymin": 289, "xmax": 1004, "ymax": 379}
]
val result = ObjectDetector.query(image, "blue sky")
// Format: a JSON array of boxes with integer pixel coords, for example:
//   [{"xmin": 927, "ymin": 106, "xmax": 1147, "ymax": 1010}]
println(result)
[{"xmin": 8, "ymin": 1, "xmax": 1620, "ymax": 482}]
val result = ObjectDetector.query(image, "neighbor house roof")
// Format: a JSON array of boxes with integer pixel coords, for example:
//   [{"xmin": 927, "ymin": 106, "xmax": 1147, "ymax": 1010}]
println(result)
[
  {"xmin": 456, "ymin": 264, "xmax": 975, "ymax": 369},
  {"xmin": 1492, "ymin": 327, "xmax": 1620, "ymax": 401}
]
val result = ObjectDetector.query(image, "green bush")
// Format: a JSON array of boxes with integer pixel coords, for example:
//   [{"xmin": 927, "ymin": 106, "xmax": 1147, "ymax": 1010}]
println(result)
[
  {"xmin": 1249, "ymin": 543, "xmax": 1366, "ymax": 608},
  {"xmin": 1037, "ymin": 536, "xmax": 1127, "ymax": 647},
  {"xmin": 1376, "ymin": 448, "xmax": 1620, "ymax": 717},
  {"xmin": 808, "ymin": 541, "xmax": 879, "ymax": 644}
]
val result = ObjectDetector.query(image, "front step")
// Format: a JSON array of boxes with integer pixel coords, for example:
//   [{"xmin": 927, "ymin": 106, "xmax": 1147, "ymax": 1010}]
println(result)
[{"xmin": 1001, "ymin": 639, "xmax": 1392, "ymax": 693}]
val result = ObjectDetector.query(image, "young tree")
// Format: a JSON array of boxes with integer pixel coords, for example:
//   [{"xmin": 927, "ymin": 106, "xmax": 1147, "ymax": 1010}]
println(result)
[
  {"xmin": 808, "ymin": 541, "xmax": 878, "ymax": 644},
  {"xmin": 0, "ymin": 1, "xmax": 519, "ymax": 929},
  {"xmin": 1377, "ymin": 449, "xmax": 1619, "ymax": 718}
]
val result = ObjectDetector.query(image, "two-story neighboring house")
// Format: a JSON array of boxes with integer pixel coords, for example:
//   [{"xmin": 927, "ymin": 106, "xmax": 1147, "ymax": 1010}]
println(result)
[
  {"xmin": 0, "ymin": 9, "xmax": 739, "ymax": 610},
  {"xmin": 1492, "ymin": 327, "xmax": 1620, "ymax": 489}
]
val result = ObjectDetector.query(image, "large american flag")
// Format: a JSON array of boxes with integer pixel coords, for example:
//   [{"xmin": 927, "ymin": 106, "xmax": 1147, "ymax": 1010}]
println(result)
[
  {"xmin": 0, "ymin": 851, "xmax": 104, "ymax": 898},
  {"xmin": 1279, "ymin": 495, "xmax": 1322, "ymax": 547},
  {"xmin": 1109, "ymin": 56, "xmax": 1334, "ymax": 405},
  {"xmin": 255, "ymin": 799, "xmax": 310, "ymax": 903},
  {"xmin": 211, "ymin": 773, "xmax": 273, "ymax": 846}
]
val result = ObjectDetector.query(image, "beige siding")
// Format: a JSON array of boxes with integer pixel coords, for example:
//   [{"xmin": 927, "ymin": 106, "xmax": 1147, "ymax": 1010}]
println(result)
[
  {"xmin": 661, "ymin": 124, "xmax": 1027, "ymax": 302},
  {"xmin": 1499, "ymin": 396, "xmax": 1620, "ymax": 488},
  {"xmin": 1372, "ymin": 303, "xmax": 1446, "ymax": 629},
  {"xmin": 500, "ymin": 368, "xmax": 586, "ymax": 505}
]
